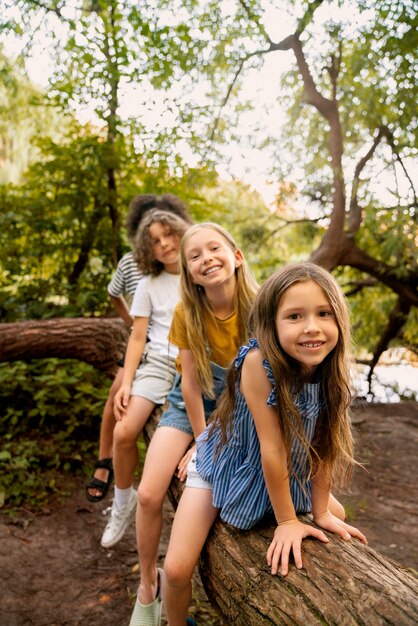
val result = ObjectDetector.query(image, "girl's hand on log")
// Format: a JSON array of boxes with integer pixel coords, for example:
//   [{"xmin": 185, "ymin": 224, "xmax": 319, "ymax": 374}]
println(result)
[
  {"xmin": 313, "ymin": 512, "xmax": 368, "ymax": 544},
  {"xmin": 176, "ymin": 444, "xmax": 196, "ymax": 481},
  {"xmin": 113, "ymin": 385, "xmax": 130, "ymax": 420},
  {"xmin": 267, "ymin": 519, "xmax": 329, "ymax": 576}
]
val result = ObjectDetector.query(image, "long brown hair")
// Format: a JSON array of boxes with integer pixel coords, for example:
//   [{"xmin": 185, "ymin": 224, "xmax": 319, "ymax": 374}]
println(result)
[
  {"xmin": 214, "ymin": 262, "xmax": 356, "ymax": 489},
  {"xmin": 179, "ymin": 223, "xmax": 258, "ymax": 398}
]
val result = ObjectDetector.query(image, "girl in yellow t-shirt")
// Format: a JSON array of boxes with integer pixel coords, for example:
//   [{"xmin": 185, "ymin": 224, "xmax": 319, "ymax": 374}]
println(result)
[{"xmin": 128, "ymin": 223, "xmax": 258, "ymax": 626}]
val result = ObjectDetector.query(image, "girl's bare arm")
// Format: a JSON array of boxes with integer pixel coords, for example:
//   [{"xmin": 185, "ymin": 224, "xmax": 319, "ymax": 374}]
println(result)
[
  {"xmin": 109, "ymin": 294, "xmax": 133, "ymax": 328},
  {"xmin": 311, "ymin": 465, "xmax": 368, "ymax": 544},
  {"xmin": 241, "ymin": 348, "xmax": 329, "ymax": 575},
  {"xmin": 176, "ymin": 348, "xmax": 206, "ymax": 480},
  {"xmin": 114, "ymin": 316, "xmax": 148, "ymax": 418},
  {"xmin": 241, "ymin": 349, "xmax": 298, "ymax": 523},
  {"xmin": 180, "ymin": 348, "xmax": 206, "ymax": 440}
]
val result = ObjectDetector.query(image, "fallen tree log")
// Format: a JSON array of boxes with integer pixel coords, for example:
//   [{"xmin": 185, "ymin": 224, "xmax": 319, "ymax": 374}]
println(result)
[
  {"xmin": 0, "ymin": 318, "xmax": 128, "ymax": 376},
  {"xmin": 144, "ymin": 410, "xmax": 418, "ymax": 626}
]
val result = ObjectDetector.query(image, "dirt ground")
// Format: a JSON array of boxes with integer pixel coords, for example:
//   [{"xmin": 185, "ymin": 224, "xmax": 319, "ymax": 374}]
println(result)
[{"xmin": 0, "ymin": 401, "xmax": 417, "ymax": 626}]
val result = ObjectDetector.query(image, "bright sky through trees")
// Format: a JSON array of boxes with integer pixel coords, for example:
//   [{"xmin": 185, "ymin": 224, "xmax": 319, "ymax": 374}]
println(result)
[{"xmin": 3, "ymin": 0, "xmax": 417, "ymax": 209}]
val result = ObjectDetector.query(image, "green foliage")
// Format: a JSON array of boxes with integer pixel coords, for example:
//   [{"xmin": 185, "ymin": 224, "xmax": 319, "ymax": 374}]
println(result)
[
  {"xmin": 0, "ymin": 46, "xmax": 65, "ymax": 184},
  {"xmin": 0, "ymin": 359, "xmax": 109, "ymax": 508},
  {"xmin": 348, "ymin": 278, "xmax": 397, "ymax": 356},
  {"xmin": 0, "ymin": 127, "xmax": 118, "ymax": 320}
]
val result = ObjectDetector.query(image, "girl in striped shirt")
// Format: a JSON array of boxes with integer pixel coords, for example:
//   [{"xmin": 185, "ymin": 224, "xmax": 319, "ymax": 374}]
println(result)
[{"xmin": 163, "ymin": 262, "xmax": 367, "ymax": 626}]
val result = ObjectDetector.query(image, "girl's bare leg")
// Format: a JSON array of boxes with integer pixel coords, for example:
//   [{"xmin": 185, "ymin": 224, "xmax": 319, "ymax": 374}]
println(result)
[
  {"xmin": 164, "ymin": 486, "xmax": 218, "ymax": 625},
  {"xmin": 136, "ymin": 426, "xmax": 193, "ymax": 605},
  {"xmin": 112, "ymin": 396, "xmax": 155, "ymax": 489},
  {"xmin": 87, "ymin": 367, "xmax": 123, "ymax": 498}
]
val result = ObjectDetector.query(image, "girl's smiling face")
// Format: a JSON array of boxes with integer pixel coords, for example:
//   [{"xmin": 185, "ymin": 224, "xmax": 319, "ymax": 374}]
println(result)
[
  {"xmin": 148, "ymin": 221, "xmax": 181, "ymax": 273},
  {"xmin": 276, "ymin": 279, "xmax": 339, "ymax": 376},
  {"xmin": 185, "ymin": 227, "xmax": 243, "ymax": 289}
]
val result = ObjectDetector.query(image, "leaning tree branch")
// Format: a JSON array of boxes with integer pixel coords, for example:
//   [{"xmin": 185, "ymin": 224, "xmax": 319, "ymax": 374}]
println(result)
[
  {"xmin": 26, "ymin": 0, "xmax": 65, "ymax": 20},
  {"xmin": 205, "ymin": 44, "xmax": 275, "ymax": 151},
  {"xmin": 207, "ymin": 55, "xmax": 250, "ymax": 147},
  {"xmin": 238, "ymin": 0, "xmax": 273, "ymax": 44},
  {"xmin": 341, "ymin": 243, "xmax": 418, "ymax": 307},
  {"xmin": 382, "ymin": 126, "xmax": 418, "ymax": 205},
  {"xmin": 294, "ymin": 0, "xmax": 326, "ymax": 37},
  {"xmin": 348, "ymin": 126, "xmax": 387, "ymax": 236},
  {"xmin": 343, "ymin": 278, "xmax": 378, "ymax": 297},
  {"xmin": 367, "ymin": 297, "xmax": 412, "ymax": 392},
  {"xmin": 288, "ymin": 33, "xmax": 347, "ymax": 257},
  {"xmin": 207, "ymin": 0, "xmax": 326, "ymax": 158}
]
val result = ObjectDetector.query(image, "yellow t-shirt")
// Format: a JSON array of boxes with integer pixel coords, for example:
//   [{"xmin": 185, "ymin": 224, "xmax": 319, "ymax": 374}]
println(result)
[{"xmin": 169, "ymin": 301, "xmax": 240, "ymax": 372}]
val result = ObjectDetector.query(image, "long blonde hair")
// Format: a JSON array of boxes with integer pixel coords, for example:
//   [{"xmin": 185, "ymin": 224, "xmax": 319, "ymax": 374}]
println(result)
[
  {"xmin": 179, "ymin": 223, "xmax": 258, "ymax": 398},
  {"xmin": 215, "ymin": 262, "xmax": 356, "ymax": 489}
]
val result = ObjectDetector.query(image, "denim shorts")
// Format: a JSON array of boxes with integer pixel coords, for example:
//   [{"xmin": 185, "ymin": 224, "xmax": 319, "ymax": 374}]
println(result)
[{"xmin": 158, "ymin": 362, "xmax": 227, "ymax": 436}]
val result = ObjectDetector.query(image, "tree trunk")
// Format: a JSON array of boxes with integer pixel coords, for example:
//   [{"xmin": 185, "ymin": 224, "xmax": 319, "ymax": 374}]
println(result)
[
  {"xmin": 0, "ymin": 318, "xmax": 128, "ymax": 376},
  {"xmin": 144, "ymin": 411, "xmax": 418, "ymax": 626}
]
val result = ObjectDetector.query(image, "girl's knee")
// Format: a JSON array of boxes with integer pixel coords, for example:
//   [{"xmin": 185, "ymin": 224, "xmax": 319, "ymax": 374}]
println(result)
[
  {"xmin": 137, "ymin": 481, "xmax": 165, "ymax": 511},
  {"xmin": 113, "ymin": 421, "xmax": 136, "ymax": 448},
  {"xmin": 164, "ymin": 555, "xmax": 193, "ymax": 588}
]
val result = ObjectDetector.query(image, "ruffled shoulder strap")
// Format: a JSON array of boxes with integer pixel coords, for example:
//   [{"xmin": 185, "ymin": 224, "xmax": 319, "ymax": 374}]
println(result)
[
  {"xmin": 263, "ymin": 358, "xmax": 276, "ymax": 406},
  {"xmin": 233, "ymin": 338, "xmax": 259, "ymax": 369},
  {"xmin": 234, "ymin": 339, "xmax": 276, "ymax": 407}
]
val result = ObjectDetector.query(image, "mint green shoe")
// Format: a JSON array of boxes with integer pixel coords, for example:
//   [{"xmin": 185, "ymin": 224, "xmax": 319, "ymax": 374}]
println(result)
[{"xmin": 128, "ymin": 568, "xmax": 163, "ymax": 626}]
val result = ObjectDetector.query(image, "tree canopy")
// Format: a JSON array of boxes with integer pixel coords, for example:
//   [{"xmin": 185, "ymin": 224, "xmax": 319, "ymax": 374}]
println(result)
[{"xmin": 1, "ymin": 0, "xmax": 417, "ymax": 383}]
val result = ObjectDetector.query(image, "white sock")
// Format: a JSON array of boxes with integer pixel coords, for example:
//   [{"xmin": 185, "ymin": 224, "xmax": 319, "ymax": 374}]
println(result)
[{"xmin": 114, "ymin": 485, "xmax": 134, "ymax": 510}]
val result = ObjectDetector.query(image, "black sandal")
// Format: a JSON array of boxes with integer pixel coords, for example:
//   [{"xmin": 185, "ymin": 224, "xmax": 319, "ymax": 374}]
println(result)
[{"xmin": 85, "ymin": 458, "xmax": 114, "ymax": 503}]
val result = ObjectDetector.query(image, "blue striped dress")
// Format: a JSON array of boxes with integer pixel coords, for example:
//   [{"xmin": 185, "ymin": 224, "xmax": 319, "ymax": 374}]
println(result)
[{"xmin": 195, "ymin": 338, "xmax": 324, "ymax": 530}]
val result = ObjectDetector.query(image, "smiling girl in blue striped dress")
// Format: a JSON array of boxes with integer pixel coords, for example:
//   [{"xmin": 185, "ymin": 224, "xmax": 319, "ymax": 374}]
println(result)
[{"xmin": 163, "ymin": 262, "xmax": 367, "ymax": 626}]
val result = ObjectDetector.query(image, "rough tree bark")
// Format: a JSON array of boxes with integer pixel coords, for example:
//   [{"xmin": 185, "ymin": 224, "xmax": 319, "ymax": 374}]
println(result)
[
  {"xmin": 0, "ymin": 318, "xmax": 128, "ymax": 376},
  {"xmin": 144, "ymin": 411, "xmax": 418, "ymax": 626}
]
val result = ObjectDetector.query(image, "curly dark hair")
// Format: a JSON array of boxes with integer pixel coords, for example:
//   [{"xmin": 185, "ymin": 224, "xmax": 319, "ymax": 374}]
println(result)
[
  {"xmin": 125, "ymin": 194, "xmax": 192, "ymax": 241},
  {"xmin": 133, "ymin": 209, "xmax": 190, "ymax": 275}
]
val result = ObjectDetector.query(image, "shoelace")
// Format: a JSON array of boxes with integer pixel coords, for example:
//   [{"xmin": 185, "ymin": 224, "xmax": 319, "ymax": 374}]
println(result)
[{"xmin": 102, "ymin": 499, "xmax": 115, "ymax": 517}]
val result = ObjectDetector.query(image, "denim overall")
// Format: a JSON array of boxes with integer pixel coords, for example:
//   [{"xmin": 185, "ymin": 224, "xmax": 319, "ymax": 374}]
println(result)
[{"xmin": 157, "ymin": 362, "xmax": 227, "ymax": 435}]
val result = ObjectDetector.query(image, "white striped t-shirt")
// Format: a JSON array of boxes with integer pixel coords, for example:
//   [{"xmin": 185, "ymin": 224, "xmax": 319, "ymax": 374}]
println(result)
[{"xmin": 107, "ymin": 251, "xmax": 142, "ymax": 300}]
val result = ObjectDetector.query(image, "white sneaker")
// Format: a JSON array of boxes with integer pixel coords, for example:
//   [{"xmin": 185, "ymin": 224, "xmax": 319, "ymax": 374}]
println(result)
[{"xmin": 100, "ymin": 488, "xmax": 137, "ymax": 548}]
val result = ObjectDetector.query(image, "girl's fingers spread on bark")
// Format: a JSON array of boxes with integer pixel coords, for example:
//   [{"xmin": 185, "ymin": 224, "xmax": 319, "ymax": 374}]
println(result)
[
  {"xmin": 293, "ymin": 544, "xmax": 303, "ymax": 569},
  {"xmin": 270, "ymin": 545, "xmax": 282, "ymax": 575},
  {"xmin": 279, "ymin": 546, "xmax": 290, "ymax": 576},
  {"xmin": 345, "ymin": 525, "xmax": 368, "ymax": 544},
  {"xmin": 311, "ymin": 527, "xmax": 329, "ymax": 543}
]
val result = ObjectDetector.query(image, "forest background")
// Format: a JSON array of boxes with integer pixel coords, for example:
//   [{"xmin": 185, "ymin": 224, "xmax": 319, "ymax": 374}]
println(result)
[{"xmin": 0, "ymin": 0, "xmax": 416, "ymax": 513}]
